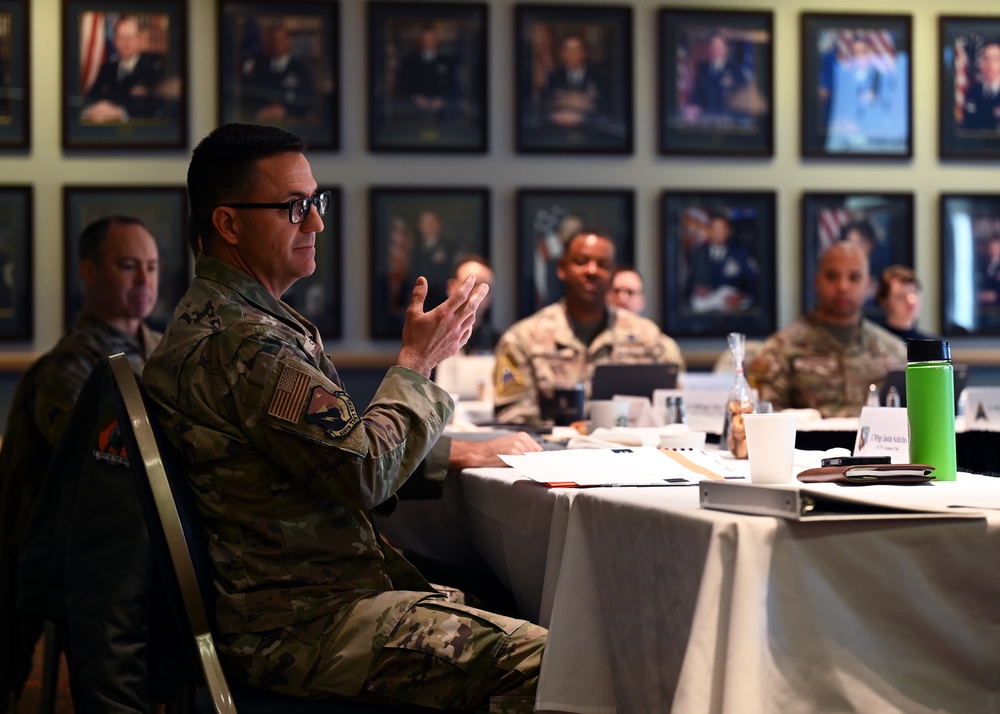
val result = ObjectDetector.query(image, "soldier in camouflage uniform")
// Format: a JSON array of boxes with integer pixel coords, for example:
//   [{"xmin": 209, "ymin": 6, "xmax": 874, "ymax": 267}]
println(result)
[
  {"xmin": 143, "ymin": 124, "xmax": 544, "ymax": 713},
  {"xmin": 0, "ymin": 216, "xmax": 161, "ymax": 712},
  {"xmin": 494, "ymin": 230, "xmax": 685, "ymax": 425},
  {"xmin": 747, "ymin": 241, "xmax": 906, "ymax": 417}
]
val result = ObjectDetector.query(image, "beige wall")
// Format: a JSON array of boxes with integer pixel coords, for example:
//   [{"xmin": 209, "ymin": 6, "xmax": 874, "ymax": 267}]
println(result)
[{"xmin": 6, "ymin": 0, "xmax": 1000, "ymax": 367}]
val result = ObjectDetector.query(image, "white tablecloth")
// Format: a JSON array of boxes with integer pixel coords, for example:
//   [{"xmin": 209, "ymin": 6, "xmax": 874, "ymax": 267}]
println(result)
[{"xmin": 458, "ymin": 469, "xmax": 1000, "ymax": 714}]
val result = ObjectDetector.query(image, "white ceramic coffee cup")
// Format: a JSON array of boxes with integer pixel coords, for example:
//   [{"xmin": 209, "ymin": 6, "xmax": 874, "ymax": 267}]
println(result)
[
  {"xmin": 589, "ymin": 400, "xmax": 630, "ymax": 429},
  {"xmin": 743, "ymin": 413, "xmax": 798, "ymax": 484}
]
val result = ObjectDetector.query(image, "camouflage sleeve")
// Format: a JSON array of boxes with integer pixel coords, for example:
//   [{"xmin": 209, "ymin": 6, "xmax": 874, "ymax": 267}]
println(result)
[
  {"xmin": 217, "ymin": 335, "xmax": 453, "ymax": 511},
  {"xmin": 493, "ymin": 329, "xmax": 541, "ymax": 425},
  {"xmin": 659, "ymin": 334, "xmax": 686, "ymax": 372},
  {"xmin": 747, "ymin": 338, "xmax": 792, "ymax": 411},
  {"xmin": 31, "ymin": 352, "xmax": 97, "ymax": 447}
]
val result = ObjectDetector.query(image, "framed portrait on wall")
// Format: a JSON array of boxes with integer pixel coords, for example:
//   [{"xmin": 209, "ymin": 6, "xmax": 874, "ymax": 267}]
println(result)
[
  {"xmin": 939, "ymin": 16, "xmax": 1000, "ymax": 159},
  {"xmin": 218, "ymin": 0, "xmax": 339, "ymax": 150},
  {"xmin": 801, "ymin": 192, "xmax": 914, "ymax": 322},
  {"xmin": 62, "ymin": 0, "xmax": 187, "ymax": 150},
  {"xmin": 661, "ymin": 191, "xmax": 775, "ymax": 337},
  {"xmin": 0, "ymin": 186, "xmax": 32, "ymax": 340},
  {"xmin": 800, "ymin": 13, "xmax": 912, "ymax": 159},
  {"xmin": 0, "ymin": 0, "xmax": 30, "ymax": 149},
  {"xmin": 370, "ymin": 187, "xmax": 489, "ymax": 338},
  {"xmin": 658, "ymin": 8, "xmax": 773, "ymax": 157},
  {"xmin": 515, "ymin": 4, "xmax": 633, "ymax": 154},
  {"xmin": 368, "ymin": 1, "xmax": 488, "ymax": 153},
  {"xmin": 941, "ymin": 193, "xmax": 1000, "ymax": 336},
  {"xmin": 63, "ymin": 186, "xmax": 189, "ymax": 333},
  {"xmin": 516, "ymin": 188, "xmax": 633, "ymax": 318}
]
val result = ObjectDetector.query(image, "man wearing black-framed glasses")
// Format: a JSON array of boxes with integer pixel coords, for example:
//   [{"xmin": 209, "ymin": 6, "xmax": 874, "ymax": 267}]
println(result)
[{"xmin": 144, "ymin": 123, "xmax": 545, "ymax": 712}]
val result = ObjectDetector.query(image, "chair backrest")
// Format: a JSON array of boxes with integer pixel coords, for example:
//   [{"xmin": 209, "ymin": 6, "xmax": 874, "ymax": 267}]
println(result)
[{"xmin": 108, "ymin": 353, "xmax": 237, "ymax": 714}]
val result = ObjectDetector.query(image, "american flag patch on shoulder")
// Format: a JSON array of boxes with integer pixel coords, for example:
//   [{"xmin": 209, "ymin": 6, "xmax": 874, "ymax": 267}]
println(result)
[{"xmin": 268, "ymin": 363, "xmax": 311, "ymax": 423}]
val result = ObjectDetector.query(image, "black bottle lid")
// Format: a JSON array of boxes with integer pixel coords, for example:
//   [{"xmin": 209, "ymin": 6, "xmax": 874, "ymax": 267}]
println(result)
[{"xmin": 906, "ymin": 338, "xmax": 951, "ymax": 363}]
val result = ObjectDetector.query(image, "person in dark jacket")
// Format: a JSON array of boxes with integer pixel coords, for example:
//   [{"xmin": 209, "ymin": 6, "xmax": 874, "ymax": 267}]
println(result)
[
  {"xmin": 0, "ymin": 215, "xmax": 161, "ymax": 713},
  {"xmin": 82, "ymin": 15, "xmax": 168, "ymax": 122}
]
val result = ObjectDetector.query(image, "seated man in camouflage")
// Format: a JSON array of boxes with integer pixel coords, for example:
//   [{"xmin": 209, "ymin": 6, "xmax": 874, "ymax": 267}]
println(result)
[
  {"xmin": 1, "ymin": 215, "xmax": 162, "ymax": 710},
  {"xmin": 747, "ymin": 241, "xmax": 906, "ymax": 417},
  {"xmin": 493, "ymin": 229, "xmax": 684, "ymax": 425},
  {"xmin": 143, "ymin": 123, "xmax": 545, "ymax": 712}
]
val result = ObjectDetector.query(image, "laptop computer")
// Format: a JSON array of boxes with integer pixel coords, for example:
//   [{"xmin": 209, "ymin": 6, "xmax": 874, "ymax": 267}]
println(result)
[
  {"xmin": 590, "ymin": 363, "xmax": 680, "ymax": 401},
  {"xmin": 880, "ymin": 364, "xmax": 969, "ymax": 411}
]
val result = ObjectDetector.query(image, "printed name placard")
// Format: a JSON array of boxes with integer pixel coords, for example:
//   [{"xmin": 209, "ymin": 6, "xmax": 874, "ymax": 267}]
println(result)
[
  {"xmin": 964, "ymin": 387, "xmax": 1000, "ymax": 432},
  {"xmin": 655, "ymin": 388, "xmax": 729, "ymax": 433},
  {"xmin": 854, "ymin": 406, "xmax": 910, "ymax": 462}
]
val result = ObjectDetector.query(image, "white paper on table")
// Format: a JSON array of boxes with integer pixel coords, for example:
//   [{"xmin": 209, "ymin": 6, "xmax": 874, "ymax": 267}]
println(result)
[{"xmin": 499, "ymin": 446, "xmax": 743, "ymax": 487}]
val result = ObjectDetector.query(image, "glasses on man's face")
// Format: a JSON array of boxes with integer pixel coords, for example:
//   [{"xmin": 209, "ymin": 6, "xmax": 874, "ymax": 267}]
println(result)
[{"xmin": 221, "ymin": 190, "xmax": 331, "ymax": 225}]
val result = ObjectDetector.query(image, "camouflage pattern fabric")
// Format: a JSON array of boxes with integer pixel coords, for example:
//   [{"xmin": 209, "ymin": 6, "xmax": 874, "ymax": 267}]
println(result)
[
  {"xmin": 143, "ymin": 255, "xmax": 545, "ymax": 710},
  {"xmin": 493, "ymin": 301, "xmax": 686, "ymax": 424},
  {"xmin": 747, "ymin": 311, "xmax": 906, "ymax": 418}
]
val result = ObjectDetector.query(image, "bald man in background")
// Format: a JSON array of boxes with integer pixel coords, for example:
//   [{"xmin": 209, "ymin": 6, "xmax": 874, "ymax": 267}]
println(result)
[{"xmin": 747, "ymin": 241, "xmax": 905, "ymax": 417}]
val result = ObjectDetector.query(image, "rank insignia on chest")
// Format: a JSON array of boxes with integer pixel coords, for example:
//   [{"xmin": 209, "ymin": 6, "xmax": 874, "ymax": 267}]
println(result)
[{"xmin": 307, "ymin": 386, "xmax": 359, "ymax": 437}]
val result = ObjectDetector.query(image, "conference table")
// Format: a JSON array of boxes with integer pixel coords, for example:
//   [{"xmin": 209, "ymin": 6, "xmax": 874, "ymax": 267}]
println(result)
[{"xmin": 455, "ymin": 463, "xmax": 1000, "ymax": 714}]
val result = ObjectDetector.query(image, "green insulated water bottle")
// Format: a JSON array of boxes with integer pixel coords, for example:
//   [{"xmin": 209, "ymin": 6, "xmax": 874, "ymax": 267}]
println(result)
[{"xmin": 906, "ymin": 339, "xmax": 957, "ymax": 481}]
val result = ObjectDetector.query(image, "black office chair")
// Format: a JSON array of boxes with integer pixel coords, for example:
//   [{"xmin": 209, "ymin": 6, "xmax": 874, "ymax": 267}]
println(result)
[{"xmin": 108, "ymin": 353, "xmax": 450, "ymax": 714}]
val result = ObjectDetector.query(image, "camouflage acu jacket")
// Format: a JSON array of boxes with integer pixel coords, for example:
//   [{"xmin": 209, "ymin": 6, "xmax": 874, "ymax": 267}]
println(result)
[
  {"xmin": 747, "ymin": 311, "xmax": 906, "ymax": 417},
  {"xmin": 142, "ymin": 256, "xmax": 451, "ymax": 652},
  {"xmin": 493, "ymin": 301, "xmax": 686, "ymax": 424}
]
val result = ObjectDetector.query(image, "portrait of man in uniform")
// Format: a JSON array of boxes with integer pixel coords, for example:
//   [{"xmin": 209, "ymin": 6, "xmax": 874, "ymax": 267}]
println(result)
[
  {"xmin": 368, "ymin": 3, "xmax": 487, "ymax": 152},
  {"xmin": 63, "ymin": 2, "xmax": 187, "ymax": 148},
  {"xmin": 371, "ymin": 188, "xmax": 489, "ymax": 338},
  {"xmin": 516, "ymin": 5, "xmax": 633, "ymax": 153},
  {"xmin": 218, "ymin": 2, "xmax": 338, "ymax": 150}
]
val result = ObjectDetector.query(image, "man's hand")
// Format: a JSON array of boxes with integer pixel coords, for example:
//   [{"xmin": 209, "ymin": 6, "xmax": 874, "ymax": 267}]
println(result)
[
  {"xmin": 448, "ymin": 432, "xmax": 542, "ymax": 471},
  {"xmin": 397, "ymin": 275, "xmax": 488, "ymax": 377}
]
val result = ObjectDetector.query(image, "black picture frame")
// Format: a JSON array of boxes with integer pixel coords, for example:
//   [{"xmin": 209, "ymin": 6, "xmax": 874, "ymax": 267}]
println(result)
[
  {"xmin": 0, "ymin": 0, "xmax": 30, "ymax": 149},
  {"xmin": 658, "ymin": 8, "xmax": 773, "ymax": 157},
  {"xmin": 368, "ymin": 1, "xmax": 488, "ymax": 153},
  {"xmin": 940, "ymin": 193, "xmax": 1000, "ymax": 336},
  {"xmin": 939, "ymin": 16, "xmax": 1000, "ymax": 160},
  {"xmin": 63, "ymin": 186, "xmax": 189, "ymax": 333},
  {"xmin": 515, "ymin": 4, "xmax": 633, "ymax": 154},
  {"xmin": 218, "ymin": 0, "xmax": 339, "ymax": 151},
  {"xmin": 801, "ymin": 192, "xmax": 914, "ymax": 322},
  {"xmin": 62, "ymin": 0, "xmax": 187, "ymax": 150},
  {"xmin": 800, "ymin": 12, "xmax": 912, "ymax": 159},
  {"xmin": 0, "ymin": 186, "xmax": 32, "ymax": 340},
  {"xmin": 369, "ymin": 187, "xmax": 489, "ymax": 338},
  {"xmin": 281, "ymin": 187, "xmax": 341, "ymax": 339},
  {"xmin": 516, "ymin": 188, "xmax": 633, "ymax": 318},
  {"xmin": 661, "ymin": 191, "xmax": 775, "ymax": 337}
]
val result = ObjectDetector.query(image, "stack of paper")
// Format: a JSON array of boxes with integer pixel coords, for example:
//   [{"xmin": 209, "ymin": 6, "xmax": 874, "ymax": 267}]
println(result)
[{"xmin": 499, "ymin": 446, "xmax": 745, "ymax": 487}]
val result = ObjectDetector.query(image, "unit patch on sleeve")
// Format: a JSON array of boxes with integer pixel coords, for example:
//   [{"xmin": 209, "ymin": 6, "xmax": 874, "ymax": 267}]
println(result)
[
  {"xmin": 306, "ymin": 386, "xmax": 360, "ymax": 437},
  {"xmin": 93, "ymin": 418, "xmax": 129, "ymax": 467},
  {"xmin": 268, "ymin": 363, "xmax": 312, "ymax": 423}
]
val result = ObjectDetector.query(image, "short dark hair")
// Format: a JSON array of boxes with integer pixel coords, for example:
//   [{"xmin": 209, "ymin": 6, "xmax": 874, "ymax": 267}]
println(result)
[
  {"xmin": 613, "ymin": 264, "xmax": 643, "ymax": 284},
  {"xmin": 78, "ymin": 215, "xmax": 149, "ymax": 262},
  {"xmin": 187, "ymin": 123, "xmax": 307, "ymax": 245},
  {"xmin": 876, "ymin": 264, "xmax": 921, "ymax": 302},
  {"xmin": 563, "ymin": 227, "xmax": 615, "ymax": 255}
]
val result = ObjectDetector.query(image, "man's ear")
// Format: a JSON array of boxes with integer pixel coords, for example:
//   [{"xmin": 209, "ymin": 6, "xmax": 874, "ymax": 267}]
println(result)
[
  {"xmin": 79, "ymin": 258, "xmax": 97, "ymax": 288},
  {"xmin": 556, "ymin": 257, "xmax": 567, "ymax": 283},
  {"xmin": 211, "ymin": 206, "xmax": 240, "ymax": 247}
]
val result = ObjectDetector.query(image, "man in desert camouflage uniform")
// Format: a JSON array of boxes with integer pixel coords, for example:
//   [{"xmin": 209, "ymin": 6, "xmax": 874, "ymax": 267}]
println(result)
[
  {"xmin": 143, "ymin": 123, "xmax": 544, "ymax": 713},
  {"xmin": 747, "ymin": 241, "xmax": 905, "ymax": 417},
  {"xmin": 1, "ymin": 215, "xmax": 161, "ymax": 712},
  {"xmin": 494, "ymin": 229, "xmax": 685, "ymax": 425}
]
